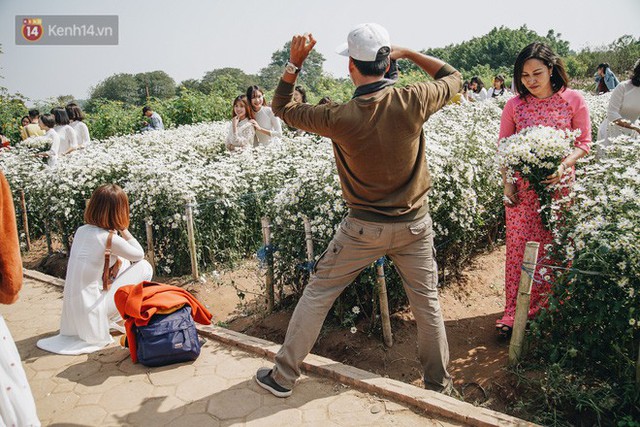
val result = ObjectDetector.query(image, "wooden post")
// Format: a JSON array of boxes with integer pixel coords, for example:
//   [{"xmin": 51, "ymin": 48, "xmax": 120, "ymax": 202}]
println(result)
[
  {"xmin": 44, "ymin": 219, "xmax": 53, "ymax": 255},
  {"xmin": 57, "ymin": 219, "xmax": 71, "ymax": 255},
  {"xmin": 261, "ymin": 217, "xmax": 274, "ymax": 312},
  {"xmin": 636, "ymin": 341, "xmax": 640, "ymax": 387},
  {"xmin": 19, "ymin": 190, "xmax": 31, "ymax": 251},
  {"xmin": 145, "ymin": 219, "xmax": 156, "ymax": 273},
  {"xmin": 302, "ymin": 216, "xmax": 314, "ymax": 265},
  {"xmin": 376, "ymin": 258, "xmax": 393, "ymax": 347},
  {"xmin": 509, "ymin": 241, "xmax": 540, "ymax": 366},
  {"xmin": 184, "ymin": 202, "xmax": 199, "ymax": 281}
]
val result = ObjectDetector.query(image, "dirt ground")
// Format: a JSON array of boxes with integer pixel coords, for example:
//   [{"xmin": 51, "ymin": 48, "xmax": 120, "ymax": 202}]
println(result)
[{"xmin": 23, "ymin": 239, "xmax": 519, "ymax": 414}]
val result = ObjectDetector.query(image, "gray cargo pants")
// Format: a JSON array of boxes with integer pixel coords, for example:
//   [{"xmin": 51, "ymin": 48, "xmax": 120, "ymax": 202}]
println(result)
[{"xmin": 271, "ymin": 213, "xmax": 451, "ymax": 392}]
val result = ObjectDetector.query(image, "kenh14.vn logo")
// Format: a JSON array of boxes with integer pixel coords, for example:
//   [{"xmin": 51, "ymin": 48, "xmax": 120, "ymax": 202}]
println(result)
[{"xmin": 22, "ymin": 18, "xmax": 43, "ymax": 42}]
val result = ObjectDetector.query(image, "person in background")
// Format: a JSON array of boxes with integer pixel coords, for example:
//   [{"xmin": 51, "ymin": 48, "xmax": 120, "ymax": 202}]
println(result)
[
  {"xmin": 20, "ymin": 116, "xmax": 30, "ymax": 128},
  {"xmin": 246, "ymin": 85, "xmax": 282, "ymax": 145},
  {"xmin": 594, "ymin": 63, "xmax": 619, "ymax": 94},
  {"xmin": 20, "ymin": 109, "xmax": 45, "ymax": 140},
  {"xmin": 0, "ymin": 170, "xmax": 41, "ymax": 427},
  {"xmin": 288, "ymin": 86, "xmax": 309, "ymax": 135},
  {"xmin": 37, "ymin": 114, "xmax": 61, "ymax": 167},
  {"xmin": 597, "ymin": 58, "xmax": 640, "ymax": 153},
  {"xmin": 225, "ymin": 95, "xmax": 256, "ymax": 151},
  {"xmin": 51, "ymin": 107, "xmax": 78, "ymax": 156},
  {"xmin": 141, "ymin": 106, "xmax": 164, "ymax": 132},
  {"xmin": 293, "ymin": 86, "xmax": 307, "ymax": 104},
  {"xmin": 317, "ymin": 96, "xmax": 333, "ymax": 105},
  {"xmin": 66, "ymin": 103, "xmax": 91, "ymax": 148},
  {"xmin": 468, "ymin": 76, "xmax": 488, "ymax": 101},
  {"xmin": 497, "ymin": 42, "xmax": 591, "ymax": 337},
  {"xmin": 37, "ymin": 184, "xmax": 153, "ymax": 355},
  {"xmin": 488, "ymin": 74, "xmax": 508, "ymax": 98},
  {"xmin": 0, "ymin": 127, "xmax": 10, "ymax": 149}
]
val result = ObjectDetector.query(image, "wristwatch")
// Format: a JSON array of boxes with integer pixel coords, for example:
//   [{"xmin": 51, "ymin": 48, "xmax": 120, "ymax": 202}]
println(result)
[{"xmin": 285, "ymin": 61, "xmax": 301, "ymax": 75}]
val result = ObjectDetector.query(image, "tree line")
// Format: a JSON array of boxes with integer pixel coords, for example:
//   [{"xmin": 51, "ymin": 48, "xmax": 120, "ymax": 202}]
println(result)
[{"xmin": 1, "ymin": 26, "xmax": 638, "ymax": 142}]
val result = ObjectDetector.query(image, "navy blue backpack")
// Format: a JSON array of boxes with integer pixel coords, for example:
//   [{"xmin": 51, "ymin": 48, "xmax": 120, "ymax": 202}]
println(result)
[{"xmin": 134, "ymin": 305, "xmax": 201, "ymax": 367}]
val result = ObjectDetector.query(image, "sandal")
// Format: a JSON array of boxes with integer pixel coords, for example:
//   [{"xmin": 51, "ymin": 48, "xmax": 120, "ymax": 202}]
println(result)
[{"xmin": 496, "ymin": 323, "xmax": 512, "ymax": 339}]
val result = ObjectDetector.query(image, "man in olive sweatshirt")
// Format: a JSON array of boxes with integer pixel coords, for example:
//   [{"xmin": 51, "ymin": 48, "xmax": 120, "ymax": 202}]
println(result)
[{"xmin": 255, "ymin": 23, "xmax": 462, "ymax": 398}]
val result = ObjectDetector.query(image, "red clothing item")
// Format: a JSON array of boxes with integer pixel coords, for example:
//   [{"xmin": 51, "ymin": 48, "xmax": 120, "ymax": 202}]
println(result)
[{"xmin": 114, "ymin": 282, "xmax": 212, "ymax": 362}]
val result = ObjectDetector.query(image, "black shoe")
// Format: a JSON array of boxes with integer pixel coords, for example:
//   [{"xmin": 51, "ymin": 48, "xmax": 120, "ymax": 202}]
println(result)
[{"xmin": 255, "ymin": 368, "xmax": 292, "ymax": 397}]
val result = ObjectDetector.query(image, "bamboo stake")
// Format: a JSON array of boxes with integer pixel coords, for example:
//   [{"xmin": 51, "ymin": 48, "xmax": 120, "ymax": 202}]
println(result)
[
  {"xmin": 19, "ymin": 189, "xmax": 31, "ymax": 251},
  {"xmin": 43, "ymin": 219, "xmax": 53, "ymax": 255},
  {"xmin": 185, "ymin": 202, "xmax": 199, "ymax": 281},
  {"xmin": 57, "ymin": 219, "xmax": 71, "ymax": 255},
  {"xmin": 509, "ymin": 241, "xmax": 540, "ymax": 366},
  {"xmin": 376, "ymin": 258, "xmax": 393, "ymax": 347},
  {"xmin": 302, "ymin": 216, "xmax": 314, "ymax": 266},
  {"xmin": 145, "ymin": 219, "xmax": 156, "ymax": 274},
  {"xmin": 636, "ymin": 341, "xmax": 640, "ymax": 387},
  {"xmin": 261, "ymin": 217, "xmax": 274, "ymax": 312}
]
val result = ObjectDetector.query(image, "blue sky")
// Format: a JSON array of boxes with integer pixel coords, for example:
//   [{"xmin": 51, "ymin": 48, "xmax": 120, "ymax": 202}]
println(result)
[{"xmin": 1, "ymin": 0, "xmax": 639, "ymax": 102}]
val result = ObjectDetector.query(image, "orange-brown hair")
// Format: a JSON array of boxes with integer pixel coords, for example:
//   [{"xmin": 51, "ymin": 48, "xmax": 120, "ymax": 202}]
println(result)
[
  {"xmin": 84, "ymin": 184, "xmax": 130, "ymax": 230},
  {"xmin": 232, "ymin": 95, "xmax": 254, "ymax": 120}
]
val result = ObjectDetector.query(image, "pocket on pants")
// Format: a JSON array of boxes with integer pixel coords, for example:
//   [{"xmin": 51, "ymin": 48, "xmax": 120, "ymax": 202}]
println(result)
[
  {"xmin": 313, "ymin": 240, "xmax": 344, "ymax": 279},
  {"xmin": 406, "ymin": 216, "xmax": 433, "ymax": 237},
  {"xmin": 340, "ymin": 217, "xmax": 383, "ymax": 241}
]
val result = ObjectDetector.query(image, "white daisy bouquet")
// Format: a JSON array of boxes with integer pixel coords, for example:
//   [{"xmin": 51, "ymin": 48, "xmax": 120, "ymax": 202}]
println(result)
[
  {"xmin": 19, "ymin": 135, "xmax": 53, "ymax": 153},
  {"xmin": 496, "ymin": 125, "xmax": 580, "ymax": 228}
]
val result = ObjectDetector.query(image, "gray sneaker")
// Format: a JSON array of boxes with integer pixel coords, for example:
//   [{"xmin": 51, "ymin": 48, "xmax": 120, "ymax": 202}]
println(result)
[{"xmin": 255, "ymin": 368, "xmax": 292, "ymax": 398}]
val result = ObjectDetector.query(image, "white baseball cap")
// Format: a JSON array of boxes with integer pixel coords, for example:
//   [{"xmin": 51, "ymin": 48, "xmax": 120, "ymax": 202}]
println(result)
[{"xmin": 336, "ymin": 23, "xmax": 391, "ymax": 62}]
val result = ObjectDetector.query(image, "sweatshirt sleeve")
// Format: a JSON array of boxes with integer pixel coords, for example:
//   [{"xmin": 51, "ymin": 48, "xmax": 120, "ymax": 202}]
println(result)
[
  {"xmin": 0, "ymin": 173, "xmax": 23, "ymax": 304},
  {"xmin": 410, "ymin": 64, "xmax": 462, "ymax": 121},
  {"xmin": 271, "ymin": 79, "xmax": 337, "ymax": 138}
]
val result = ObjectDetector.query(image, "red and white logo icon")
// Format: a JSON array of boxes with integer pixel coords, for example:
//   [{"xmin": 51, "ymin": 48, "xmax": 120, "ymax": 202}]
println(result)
[{"xmin": 22, "ymin": 18, "xmax": 43, "ymax": 42}]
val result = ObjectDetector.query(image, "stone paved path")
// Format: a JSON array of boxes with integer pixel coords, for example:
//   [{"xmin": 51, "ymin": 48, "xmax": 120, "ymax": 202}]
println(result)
[{"xmin": 1, "ymin": 279, "xmax": 460, "ymax": 426}]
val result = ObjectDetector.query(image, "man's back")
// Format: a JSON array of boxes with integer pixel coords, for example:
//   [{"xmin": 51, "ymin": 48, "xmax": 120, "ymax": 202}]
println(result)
[{"xmin": 272, "ymin": 68, "xmax": 460, "ymax": 218}]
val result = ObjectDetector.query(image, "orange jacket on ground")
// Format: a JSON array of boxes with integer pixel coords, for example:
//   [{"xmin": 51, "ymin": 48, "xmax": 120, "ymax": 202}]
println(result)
[{"xmin": 114, "ymin": 281, "xmax": 212, "ymax": 363}]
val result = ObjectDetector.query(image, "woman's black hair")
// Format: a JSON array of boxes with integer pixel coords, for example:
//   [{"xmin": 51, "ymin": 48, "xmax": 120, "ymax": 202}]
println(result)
[
  {"xmin": 470, "ymin": 76, "xmax": 484, "ymax": 92},
  {"xmin": 294, "ymin": 86, "xmax": 307, "ymax": 103},
  {"xmin": 40, "ymin": 114, "xmax": 56, "ymax": 129},
  {"xmin": 65, "ymin": 103, "xmax": 85, "ymax": 121},
  {"xmin": 597, "ymin": 63, "xmax": 610, "ymax": 72},
  {"xmin": 513, "ymin": 42, "xmax": 570, "ymax": 99},
  {"xmin": 246, "ymin": 85, "xmax": 266, "ymax": 111},
  {"xmin": 51, "ymin": 107, "xmax": 70, "ymax": 126}
]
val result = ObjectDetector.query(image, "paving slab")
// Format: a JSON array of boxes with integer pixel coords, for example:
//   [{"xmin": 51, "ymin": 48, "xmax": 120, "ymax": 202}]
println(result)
[{"xmin": 2, "ymin": 277, "xmax": 465, "ymax": 427}]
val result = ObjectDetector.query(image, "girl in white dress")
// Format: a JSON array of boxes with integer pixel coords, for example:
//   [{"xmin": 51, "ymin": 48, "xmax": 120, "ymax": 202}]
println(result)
[
  {"xmin": 247, "ymin": 85, "xmax": 282, "ymax": 146},
  {"xmin": 66, "ymin": 103, "xmax": 91, "ymax": 148},
  {"xmin": 52, "ymin": 108, "xmax": 78, "ymax": 156},
  {"xmin": 597, "ymin": 59, "xmax": 640, "ymax": 152},
  {"xmin": 225, "ymin": 95, "xmax": 256, "ymax": 151},
  {"xmin": 487, "ymin": 74, "xmax": 508, "ymax": 98},
  {"xmin": 37, "ymin": 184, "xmax": 153, "ymax": 355},
  {"xmin": 37, "ymin": 114, "xmax": 61, "ymax": 168},
  {"xmin": 468, "ymin": 76, "xmax": 489, "ymax": 101}
]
